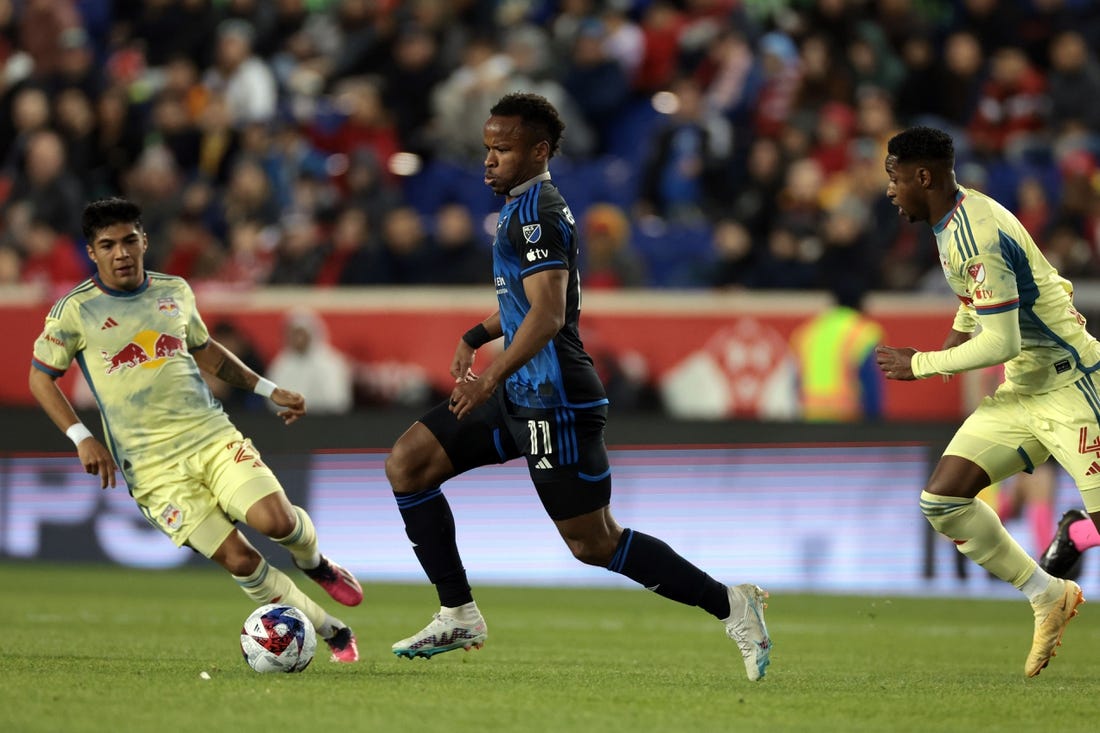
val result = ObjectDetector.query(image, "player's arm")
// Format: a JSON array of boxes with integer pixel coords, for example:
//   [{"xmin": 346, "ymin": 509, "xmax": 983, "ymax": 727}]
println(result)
[
  {"xmin": 449, "ymin": 269, "xmax": 566, "ymax": 418},
  {"xmin": 877, "ymin": 310, "xmax": 1020, "ymax": 380},
  {"xmin": 192, "ymin": 338, "xmax": 306, "ymax": 424},
  {"xmin": 28, "ymin": 366, "xmax": 117, "ymax": 489},
  {"xmin": 452, "ymin": 311, "xmax": 502, "ymax": 381}
]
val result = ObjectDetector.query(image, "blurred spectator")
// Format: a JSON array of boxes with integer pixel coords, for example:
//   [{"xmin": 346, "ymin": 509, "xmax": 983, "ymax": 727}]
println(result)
[
  {"xmin": 214, "ymin": 218, "xmax": 275, "ymax": 286},
  {"xmin": 563, "ymin": 19, "xmax": 631, "ymax": 154},
  {"xmin": 752, "ymin": 224, "xmax": 818, "ymax": 290},
  {"xmin": 377, "ymin": 205, "xmax": 432, "ymax": 285},
  {"xmin": 895, "ymin": 34, "xmax": 945, "ymax": 124},
  {"xmin": 267, "ymin": 213, "xmax": 325, "ymax": 284},
  {"xmin": 810, "ymin": 102, "xmax": 857, "ymax": 178},
  {"xmin": 202, "ymin": 320, "xmax": 268, "ymax": 412},
  {"xmin": 753, "ymin": 31, "xmax": 801, "ymax": 139},
  {"xmin": 633, "ymin": 1, "xmax": 684, "ymax": 94},
  {"xmin": 18, "ymin": 215, "xmax": 87, "ymax": 289},
  {"xmin": 380, "ymin": 22, "xmax": 447, "ymax": 157},
  {"xmin": 937, "ymin": 31, "xmax": 987, "ymax": 129},
  {"xmin": 222, "ymin": 156, "xmax": 282, "ymax": 229},
  {"xmin": 18, "ymin": 0, "xmax": 81, "ymax": 79},
  {"xmin": 315, "ymin": 205, "xmax": 382, "ymax": 286},
  {"xmin": 160, "ymin": 212, "xmax": 223, "ymax": 281},
  {"xmin": 427, "ymin": 202, "xmax": 490, "ymax": 285},
  {"xmin": 267, "ymin": 308, "xmax": 354, "ymax": 414},
  {"xmin": 310, "ymin": 76, "xmax": 399, "ymax": 182},
  {"xmin": 203, "ymin": 19, "xmax": 278, "ymax": 126},
  {"xmin": 0, "ymin": 84, "xmax": 51, "ymax": 171},
  {"xmin": 0, "ymin": 242, "xmax": 19, "ymax": 283},
  {"xmin": 4, "ymin": 128, "xmax": 83, "ymax": 238},
  {"xmin": 89, "ymin": 86, "xmax": 144, "ymax": 195},
  {"xmin": 1046, "ymin": 30, "xmax": 1100, "ymax": 136},
  {"xmin": 637, "ymin": 75, "xmax": 732, "ymax": 224},
  {"xmin": 580, "ymin": 202, "xmax": 647, "ymax": 289},
  {"xmin": 968, "ymin": 46, "xmax": 1047, "ymax": 161},
  {"xmin": 728, "ymin": 136, "xmax": 784, "ymax": 244},
  {"xmin": 706, "ymin": 218, "xmax": 757, "ymax": 289},
  {"xmin": 794, "ymin": 33, "xmax": 853, "ymax": 115}
]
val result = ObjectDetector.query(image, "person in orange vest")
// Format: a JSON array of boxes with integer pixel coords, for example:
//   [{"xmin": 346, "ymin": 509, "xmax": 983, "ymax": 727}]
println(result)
[{"xmin": 791, "ymin": 279, "xmax": 884, "ymax": 421}]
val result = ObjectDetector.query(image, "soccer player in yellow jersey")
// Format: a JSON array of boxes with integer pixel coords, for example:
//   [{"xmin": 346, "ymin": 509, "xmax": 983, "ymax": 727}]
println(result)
[
  {"xmin": 877, "ymin": 126, "xmax": 1093, "ymax": 676},
  {"xmin": 28, "ymin": 197, "xmax": 363, "ymax": 662}
]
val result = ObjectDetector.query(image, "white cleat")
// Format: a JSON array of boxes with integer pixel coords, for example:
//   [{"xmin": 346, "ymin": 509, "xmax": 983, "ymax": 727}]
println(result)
[
  {"xmin": 724, "ymin": 583, "xmax": 772, "ymax": 681},
  {"xmin": 392, "ymin": 612, "xmax": 488, "ymax": 659}
]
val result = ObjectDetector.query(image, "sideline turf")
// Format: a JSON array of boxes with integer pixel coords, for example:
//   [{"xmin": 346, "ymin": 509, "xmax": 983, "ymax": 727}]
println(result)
[{"xmin": 2, "ymin": 563, "xmax": 1096, "ymax": 733}]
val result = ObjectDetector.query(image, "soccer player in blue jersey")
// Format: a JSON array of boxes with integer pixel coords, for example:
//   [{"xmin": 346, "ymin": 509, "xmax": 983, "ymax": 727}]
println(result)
[
  {"xmin": 384, "ymin": 92, "xmax": 772, "ymax": 681},
  {"xmin": 877, "ymin": 126, "xmax": 1096, "ymax": 676},
  {"xmin": 28, "ymin": 197, "xmax": 363, "ymax": 662}
]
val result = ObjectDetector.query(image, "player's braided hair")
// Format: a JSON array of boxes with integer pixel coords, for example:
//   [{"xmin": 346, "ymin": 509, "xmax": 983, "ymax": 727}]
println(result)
[
  {"xmin": 887, "ymin": 126, "xmax": 955, "ymax": 166},
  {"xmin": 82, "ymin": 197, "xmax": 144, "ymax": 241},
  {"xmin": 490, "ymin": 92, "xmax": 565, "ymax": 158}
]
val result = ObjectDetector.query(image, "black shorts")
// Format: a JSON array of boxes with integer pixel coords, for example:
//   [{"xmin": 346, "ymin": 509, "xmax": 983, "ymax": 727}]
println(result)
[{"xmin": 419, "ymin": 388, "xmax": 612, "ymax": 521}]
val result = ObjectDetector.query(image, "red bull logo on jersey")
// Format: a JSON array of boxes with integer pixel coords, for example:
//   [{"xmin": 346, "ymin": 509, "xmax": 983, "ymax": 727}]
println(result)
[
  {"xmin": 157, "ymin": 297, "xmax": 180, "ymax": 317},
  {"xmin": 101, "ymin": 330, "xmax": 186, "ymax": 374},
  {"xmin": 160, "ymin": 503, "xmax": 183, "ymax": 531}
]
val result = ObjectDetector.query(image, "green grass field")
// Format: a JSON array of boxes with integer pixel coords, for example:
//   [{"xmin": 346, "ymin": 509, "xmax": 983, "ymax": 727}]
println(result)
[{"xmin": 2, "ymin": 563, "xmax": 1097, "ymax": 733}]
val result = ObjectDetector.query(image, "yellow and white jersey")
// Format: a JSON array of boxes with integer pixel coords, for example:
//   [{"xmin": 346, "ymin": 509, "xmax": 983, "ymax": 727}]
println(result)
[
  {"xmin": 32, "ymin": 272, "xmax": 235, "ymax": 477},
  {"xmin": 927, "ymin": 186, "xmax": 1100, "ymax": 394}
]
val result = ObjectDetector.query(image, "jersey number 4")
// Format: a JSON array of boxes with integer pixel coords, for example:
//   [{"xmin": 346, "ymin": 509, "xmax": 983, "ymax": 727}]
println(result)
[{"xmin": 527, "ymin": 419, "xmax": 553, "ymax": 455}]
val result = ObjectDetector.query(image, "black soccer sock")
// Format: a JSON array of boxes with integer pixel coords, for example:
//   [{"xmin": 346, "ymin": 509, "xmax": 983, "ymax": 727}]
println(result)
[
  {"xmin": 607, "ymin": 528, "xmax": 731, "ymax": 619},
  {"xmin": 394, "ymin": 487, "xmax": 473, "ymax": 607}
]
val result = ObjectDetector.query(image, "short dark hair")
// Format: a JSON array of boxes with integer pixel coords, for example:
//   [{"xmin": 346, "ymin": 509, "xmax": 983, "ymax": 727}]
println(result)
[
  {"xmin": 81, "ymin": 197, "xmax": 144, "ymax": 241},
  {"xmin": 887, "ymin": 126, "xmax": 955, "ymax": 166},
  {"xmin": 489, "ymin": 92, "xmax": 565, "ymax": 158}
]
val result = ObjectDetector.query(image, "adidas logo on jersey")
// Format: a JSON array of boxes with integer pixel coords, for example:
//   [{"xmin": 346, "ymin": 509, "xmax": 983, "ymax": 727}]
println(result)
[
  {"xmin": 100, "ymin": 317, "xmax": 119, "ymax": 330},
  {"xmin": 1086, "ymin": 461, "xmax": 1100, "ymax": 477},
  {"xmin": 534, "ymin": 457, "xmax": 553, "ymax": 470}
]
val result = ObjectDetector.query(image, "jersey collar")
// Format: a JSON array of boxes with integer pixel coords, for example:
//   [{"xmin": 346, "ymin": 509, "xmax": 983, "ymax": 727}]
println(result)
[
  {"xmin": 92, "ymin": 272, "xmax": 150, "ymax": 297},
  {"xmin": 508, "ymin": 171, "xmax": 551, "ymax": 198},
  {"xmin": 932, "ymin": 188, "xmax": 967, "ymax": 234}
]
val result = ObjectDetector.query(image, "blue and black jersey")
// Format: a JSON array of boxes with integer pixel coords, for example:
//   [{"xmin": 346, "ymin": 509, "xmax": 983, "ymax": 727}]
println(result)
[{"xmin": 492, "ymin": 174, "xmax": 608, "ymax": 410}]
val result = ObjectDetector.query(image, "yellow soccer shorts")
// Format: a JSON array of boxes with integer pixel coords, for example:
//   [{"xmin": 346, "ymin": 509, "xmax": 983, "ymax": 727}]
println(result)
[
  {"xmin": 945, "ymin": 373, "xmax": 1100, "ymax": 512},
  {"xmin": 128, "ymin": 430, "xmax": 283, "ymax": 556}
]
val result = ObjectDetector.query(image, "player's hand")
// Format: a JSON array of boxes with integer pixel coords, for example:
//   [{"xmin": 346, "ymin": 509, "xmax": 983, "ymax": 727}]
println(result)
[
  {"xmin": 449, "ymin": 373, "xmax": 494, "ymax": 420},
  {"xmin": 270, "ymin": 387, "xmax": 306, "ymax": 425},
  {"xmin": 875, "ymin": 345, "xmax": 918, "ymax": 380},
  {"xmin": 77, "ymin": 438, "xmax": 117, "ymax": 490},
  {"xmin": 450, "ymin": 339, "xmax": 477, "ymax": 381}
]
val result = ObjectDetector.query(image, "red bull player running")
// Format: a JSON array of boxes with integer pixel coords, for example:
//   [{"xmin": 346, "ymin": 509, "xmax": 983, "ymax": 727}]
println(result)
[{"xmin": 28, "ymin": 197, "xmax": 363, "ymax": 662}]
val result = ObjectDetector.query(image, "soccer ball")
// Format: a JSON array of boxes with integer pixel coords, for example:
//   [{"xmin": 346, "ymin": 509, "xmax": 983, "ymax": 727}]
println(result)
[{"xmin": 240, "ymin": 603, "xmax": 317, "ymax": 673}]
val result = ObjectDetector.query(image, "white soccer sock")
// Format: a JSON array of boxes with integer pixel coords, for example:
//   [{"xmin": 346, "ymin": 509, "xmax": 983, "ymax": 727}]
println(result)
[{"xmin": 442, "ymin": 601, "xmax": 481, "ymax": 622}]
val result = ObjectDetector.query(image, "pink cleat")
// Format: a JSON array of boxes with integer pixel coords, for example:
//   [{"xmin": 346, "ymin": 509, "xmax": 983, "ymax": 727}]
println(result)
[
  {"xmin": 325, "ymin": 626, "xmax": 359, "ymax": 663},
  {"xmin": 300, "ymin": 555, "xmax": 363, "ymax": 606}
]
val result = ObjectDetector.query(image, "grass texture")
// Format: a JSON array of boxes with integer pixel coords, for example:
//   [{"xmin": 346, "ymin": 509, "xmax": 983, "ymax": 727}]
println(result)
[{"xmin": 2, "ymin": 562, "xmax": 1098, "ymax": 733}]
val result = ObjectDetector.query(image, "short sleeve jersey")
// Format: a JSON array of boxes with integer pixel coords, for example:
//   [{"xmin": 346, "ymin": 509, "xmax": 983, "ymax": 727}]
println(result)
[
  {"xmin": 492, "ymin": 174, "xmax": 607, "ymax": 409},
  {"xmin": 31, "ymin": 272, "xmax": 236, "ymax": 474},
  {"xmin": 934, "ymin": 186, "xmax": 1100, "ymax": 393}
]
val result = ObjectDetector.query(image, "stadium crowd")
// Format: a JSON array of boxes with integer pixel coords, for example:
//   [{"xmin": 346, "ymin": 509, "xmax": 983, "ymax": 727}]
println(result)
[{"xmin": 2, "ymin": 0, "xmax": 1100, "ymax": 297}]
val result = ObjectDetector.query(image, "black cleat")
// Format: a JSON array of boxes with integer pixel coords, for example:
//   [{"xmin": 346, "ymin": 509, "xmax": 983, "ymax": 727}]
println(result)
[{"xmin": 1039, "ymin": 509, "xmax": 1089, "ymax": 580}]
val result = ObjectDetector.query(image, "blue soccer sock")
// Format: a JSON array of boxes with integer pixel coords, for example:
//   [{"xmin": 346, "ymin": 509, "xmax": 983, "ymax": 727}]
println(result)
[
  {"xmin": 606, "ymin": 528, "xmax": 731, "ymax": 619},
  {"xmin": 394, "ymin": 487, "xmax": 473, "ymax": 607}
]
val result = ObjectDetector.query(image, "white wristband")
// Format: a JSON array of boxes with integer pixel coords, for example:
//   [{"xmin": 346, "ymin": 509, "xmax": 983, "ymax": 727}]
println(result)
[
  {"xmin": 254, "ymin": 377, "xmax": 277, "ymax": 399},
  {"xmin": 65, "ymin": 423, "xmax": 94, "ymax": 447}
]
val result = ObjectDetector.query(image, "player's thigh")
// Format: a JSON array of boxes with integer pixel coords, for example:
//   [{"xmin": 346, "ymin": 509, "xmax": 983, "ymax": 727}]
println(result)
[
  {"xmin": 944, "ymin": 390, "xmax": 1050, "ymax": 486},
  {"xmin": 1023, "ymin": 376, "xmax": 1100, "ymax": 512},
  {"xmin": 129, "ymin": 462, "xmax": 228, "ymax": 552},
  {"xmin": 203, "ymin": 435, "xmax": 285, "ymax": 523},
  {"xmin": 509, "ymin": 405, "xmax": 612, "ymax": 521},
  {"xmin": 420, "ymin": 390, "xmax": 522, "ymax": 474}
]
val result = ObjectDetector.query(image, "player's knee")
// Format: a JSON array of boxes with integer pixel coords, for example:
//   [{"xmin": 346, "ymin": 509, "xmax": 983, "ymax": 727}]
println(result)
[
  {"xmin": 564, "ymin": 535, "xmax": 617, "ymax": 566},
  {"xmin": 920, "ymin": 489, "xmax": 972, "ymax": 534},
  {"xmin": 385, "ymin": 441, "xmax": 441, "ymax": 494},
  {"xmin": 217, "ymin": 538, "xmax": 263, "ymax": 576}
]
